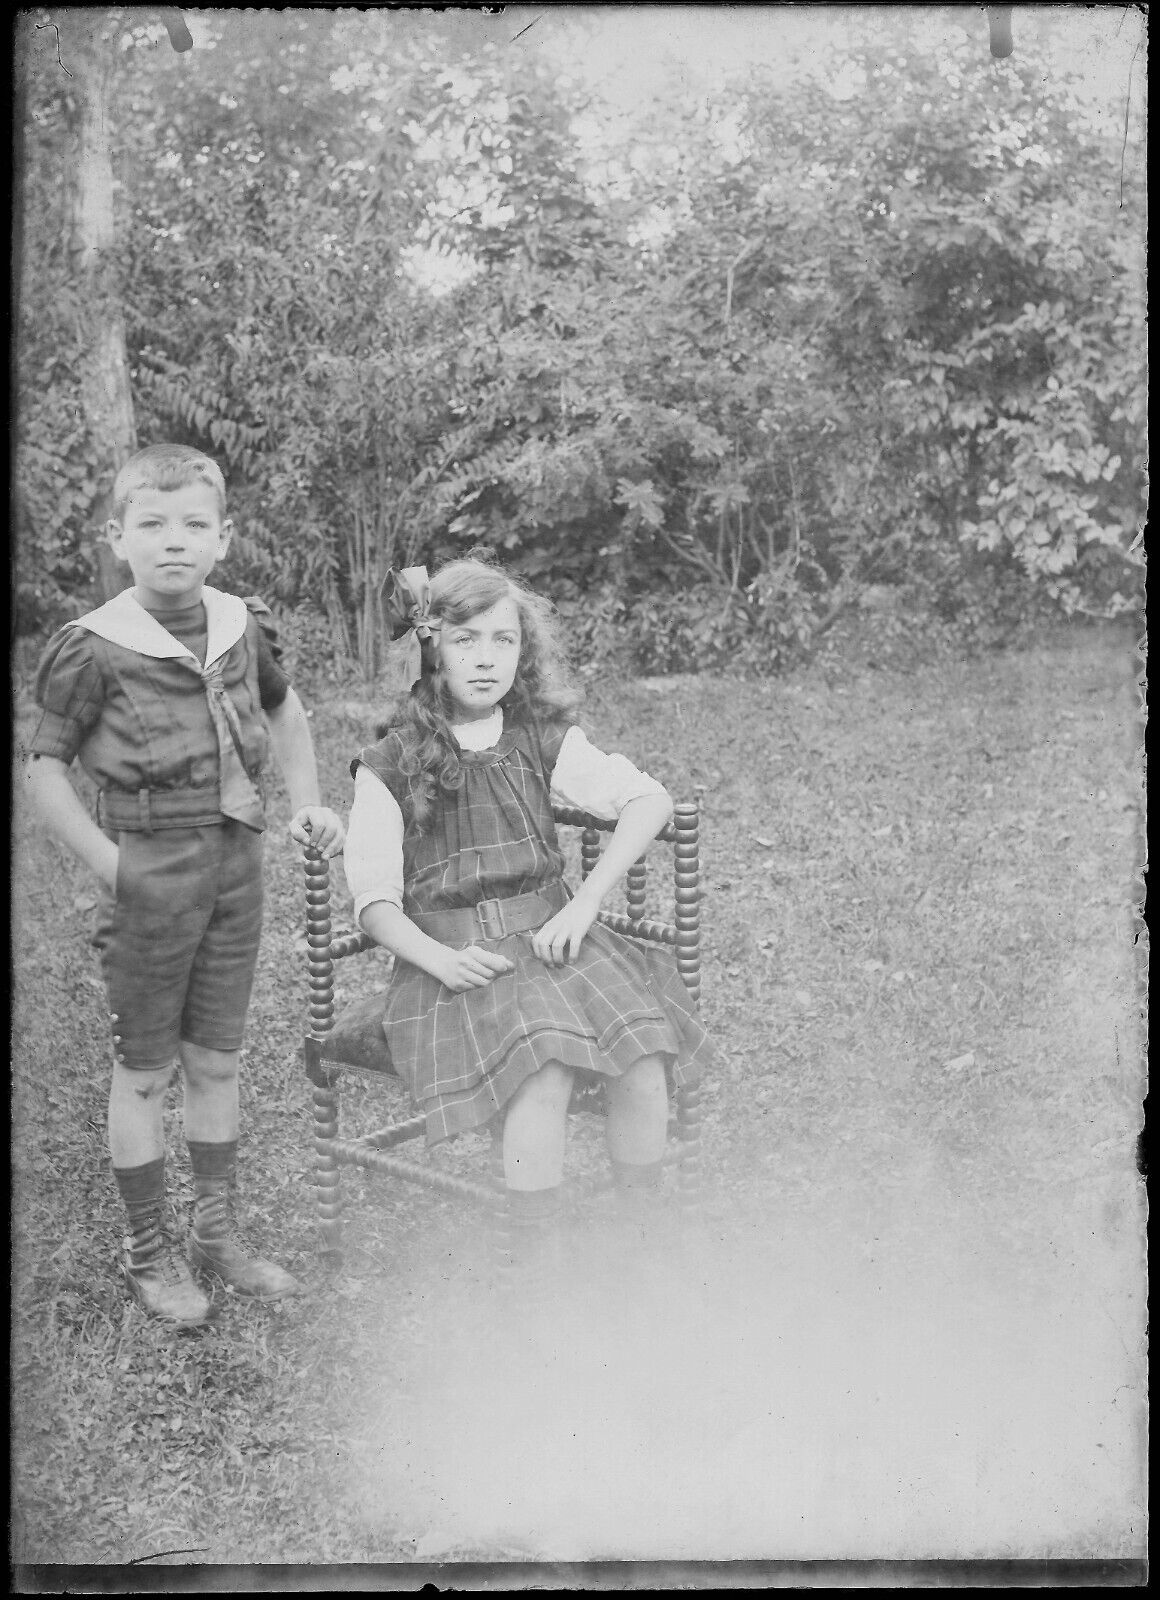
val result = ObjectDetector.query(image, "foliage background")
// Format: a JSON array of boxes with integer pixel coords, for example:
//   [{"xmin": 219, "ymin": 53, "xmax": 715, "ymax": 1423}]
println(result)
[{"xmin": 12, "ymin": 6, "xmax": 1146, "ymax": 675}]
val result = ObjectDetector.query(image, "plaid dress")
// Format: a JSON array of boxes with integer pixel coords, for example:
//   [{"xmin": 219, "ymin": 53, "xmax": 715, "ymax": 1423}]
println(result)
[{"xmin": 354, "ymin": 716, "xmax": 713, "ymax": 1144}]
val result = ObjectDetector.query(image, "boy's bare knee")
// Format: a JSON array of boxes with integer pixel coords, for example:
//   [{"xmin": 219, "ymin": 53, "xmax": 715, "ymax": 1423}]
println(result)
[
  {"xmin": 111, "ymin": 1060, "xmax": 176, "ymax": 1103},
  {"xmin": 179, "ymin": 1042, "xmax": 240, "ymax": 1085}
]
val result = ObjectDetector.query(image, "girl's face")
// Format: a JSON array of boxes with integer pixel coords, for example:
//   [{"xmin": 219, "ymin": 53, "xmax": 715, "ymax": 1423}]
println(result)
[{"xmin": 438, "ymin": 597, "xmax": 522, "ymax": 721}]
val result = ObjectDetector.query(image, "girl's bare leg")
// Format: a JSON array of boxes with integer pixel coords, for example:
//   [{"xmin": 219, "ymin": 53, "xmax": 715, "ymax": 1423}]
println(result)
[
  {"xmin": 502, "ymin": 1060, "xmax": 574, "ymax": 1190},
  {"xmin": 604, "ymin": 1053, "xmax": 669, "ymax": 1166}
]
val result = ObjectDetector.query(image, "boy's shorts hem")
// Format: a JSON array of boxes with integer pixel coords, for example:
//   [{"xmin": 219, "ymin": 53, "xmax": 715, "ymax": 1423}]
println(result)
[
  {"xmin": 178, "ymin": 1028, "xmax": 248, "ymax": 1057},
  {"xmin": 113, "ymin": 1030, "xmax": 247, "ymax": 1071},
  {"xmin": 112, "ymin": 1052, "xmax": 179, "ymax": 1073}
]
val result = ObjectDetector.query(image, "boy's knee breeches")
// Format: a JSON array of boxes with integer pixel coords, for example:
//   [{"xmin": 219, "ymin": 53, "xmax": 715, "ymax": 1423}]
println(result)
[{"xmin": 93, "ymin": 821, "xmax": 264, "ymax": 1070}]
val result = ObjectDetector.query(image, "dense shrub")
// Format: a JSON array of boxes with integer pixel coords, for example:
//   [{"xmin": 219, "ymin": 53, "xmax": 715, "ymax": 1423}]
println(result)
[{"xmin": 13, "ymin": 8, "xmax": 1145, "ymax": 659}]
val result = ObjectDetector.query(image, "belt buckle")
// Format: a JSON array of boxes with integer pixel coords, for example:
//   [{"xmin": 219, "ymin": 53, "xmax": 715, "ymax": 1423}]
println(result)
[{"xmin": 475, "ymin": 898, "xmax": 506, "ymax": 941}]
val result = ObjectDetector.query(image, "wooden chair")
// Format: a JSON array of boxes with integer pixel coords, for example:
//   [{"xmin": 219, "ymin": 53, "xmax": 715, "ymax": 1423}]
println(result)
[{"xmin": 302, "ymin": 802, "xmax": 706, "ymax": 1257}]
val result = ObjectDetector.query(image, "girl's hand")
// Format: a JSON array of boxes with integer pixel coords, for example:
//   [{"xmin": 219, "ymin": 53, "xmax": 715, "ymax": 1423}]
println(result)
[
  {"xmin": 438, "ymin": 945, "xmax": 516, "ymax": 993},
  {"xmin": 290, "ymin": 806, "xmax": 345, "ymax": 858},
  {"xmin": 531, "ymin": 893, "xmax": 601, "ymax": 967}
]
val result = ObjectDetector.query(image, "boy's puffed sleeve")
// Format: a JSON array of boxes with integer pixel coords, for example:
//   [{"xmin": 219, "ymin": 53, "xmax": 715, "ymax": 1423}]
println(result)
[
  {"xmin": 30, "ymin": 626, "xmax": 105, "ymax": 764},
  {"xmin": 242, "ymin": 597, "xmax": 290, "ymax": 711},
  {"xmin": 549, "ymin": 726, "xmax": 672, "ymax": 822}
]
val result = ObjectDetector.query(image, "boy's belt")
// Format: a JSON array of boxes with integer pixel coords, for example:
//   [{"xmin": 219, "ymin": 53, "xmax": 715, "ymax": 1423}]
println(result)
[
  {"xmin": 96, "ymin": 785, "xmax": 260, "ymax": 834},
  {"xmin": 409, "ymin": 880, "xmax": 569, "ymax": 943}
]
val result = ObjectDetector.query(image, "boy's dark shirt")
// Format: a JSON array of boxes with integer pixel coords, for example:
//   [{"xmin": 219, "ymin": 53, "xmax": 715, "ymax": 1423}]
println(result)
[
  {"xmin": 31, "ymin": 597, "xmax": 289, "ymax": 768},
  {"xmin": 147, "ymin": 600, "xmax": 288, "ymax": 705}
]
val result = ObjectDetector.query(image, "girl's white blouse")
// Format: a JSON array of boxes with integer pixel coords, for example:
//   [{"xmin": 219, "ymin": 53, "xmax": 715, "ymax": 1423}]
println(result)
[{"xmin": 343, "ymin": 719, "xmax": 670, "ymax": 921}]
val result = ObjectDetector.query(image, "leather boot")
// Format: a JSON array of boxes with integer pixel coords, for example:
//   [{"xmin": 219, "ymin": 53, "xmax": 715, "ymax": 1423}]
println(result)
[
  {"xmin": 187, "ymin": 1141, "xmax": 300, "ymax": 1300},
  {"xmin": 116, "ymin": 1156, "xmax": 214, "ymax": 1326},
  {"xmin": 122, "ymin": 1217, "xmax": 215, "ymax": 1327}
]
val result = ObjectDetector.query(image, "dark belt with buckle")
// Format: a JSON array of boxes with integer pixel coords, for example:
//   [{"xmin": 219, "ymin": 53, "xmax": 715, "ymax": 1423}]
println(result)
[
  {"xmin": 96, "ymin": 785, "xmax": 236, "ymax": 834},
  {"xmin": 409, "ymin": 880, "xmax": 569, "ymax": 943}
]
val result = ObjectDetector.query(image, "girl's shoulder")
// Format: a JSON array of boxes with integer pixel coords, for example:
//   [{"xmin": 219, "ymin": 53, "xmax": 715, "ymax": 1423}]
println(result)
[
  {"xmin": 511, "ymin": 708, "xmax": 578, "ymax": 773},
  {"xmin": 350, "ymin": 725, "xmax": 408, "ymax": 795}
]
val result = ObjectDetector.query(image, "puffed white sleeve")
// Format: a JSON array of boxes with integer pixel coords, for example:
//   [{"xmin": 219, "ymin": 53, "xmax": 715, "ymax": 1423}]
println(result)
[
  {"xmin": 549, "ymin": 725, "xmax": 672, "ymax": 823},
  {"xmin": 343, "ymin": 764, "xmax": 406, "ymax": 921}
]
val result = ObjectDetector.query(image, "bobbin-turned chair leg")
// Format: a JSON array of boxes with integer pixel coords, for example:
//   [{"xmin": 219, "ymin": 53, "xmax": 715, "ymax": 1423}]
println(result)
[
  {"xmin": 312, "ymin": 1079, "xmax": 343, "ymax": 1259},
  {"xmin": 305, "ymin": 846, "xmax": 344, "ymax": 1258},
  {"xmin": 581, "ymin": 802, "xmax": 705, "ymax": 1212},
  {"xmin": 672, "ymin": 802, "xmax": 704, "ymax": 1213}
]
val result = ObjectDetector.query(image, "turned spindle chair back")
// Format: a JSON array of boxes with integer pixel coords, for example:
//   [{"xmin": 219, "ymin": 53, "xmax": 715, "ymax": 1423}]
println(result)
[{"xmin": 303, "ymin": 802, "xmax": 705, "ymax": 1256}]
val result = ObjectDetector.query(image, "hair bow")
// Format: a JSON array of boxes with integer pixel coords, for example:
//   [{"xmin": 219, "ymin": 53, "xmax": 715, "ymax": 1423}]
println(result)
[{"xmin": 380, "ymin": 565, "xmax": 440, "ymax": 690}]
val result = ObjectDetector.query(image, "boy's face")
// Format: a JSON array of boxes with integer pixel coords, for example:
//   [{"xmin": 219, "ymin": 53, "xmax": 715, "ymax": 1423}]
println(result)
[
  {"xmin": 437, "ymin": 598, "xmax": 522, "ymax": 722},
  {"xmin": 107, "ymin": 483, "xmax": 232, "ymax": 611}
]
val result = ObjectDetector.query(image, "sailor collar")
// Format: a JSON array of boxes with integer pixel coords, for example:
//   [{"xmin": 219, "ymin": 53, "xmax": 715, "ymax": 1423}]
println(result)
[{"xmin": 67, "ymin": 585, "xmax": 249, "ymax": 671}]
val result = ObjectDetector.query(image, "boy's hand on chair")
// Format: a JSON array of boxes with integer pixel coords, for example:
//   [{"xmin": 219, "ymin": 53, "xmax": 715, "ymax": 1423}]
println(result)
[
  {"xmin": 289, "ymin": 806, "xmax": 345, "ymax": 858},
  {"xmin": 532, "ymin": 894, "xmax": 600, "ymax": 967},
  {"xmin": 438, "ymin": 946, "xmax": 516, "ymax": 992}
]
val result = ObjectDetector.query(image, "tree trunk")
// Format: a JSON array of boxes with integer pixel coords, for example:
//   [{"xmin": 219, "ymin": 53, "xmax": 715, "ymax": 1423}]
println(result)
[{"xmin": 62, "ymin": 10, "xmax": 137, "ymax": 601}]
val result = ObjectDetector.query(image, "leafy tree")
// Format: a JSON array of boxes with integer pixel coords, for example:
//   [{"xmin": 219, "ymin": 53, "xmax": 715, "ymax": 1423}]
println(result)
[
  {"xmin": 15, "ymin": 8, "xmax": 139, "ymax": 618},
  {"xmin": 13, "ymin": 7, "xmax": 1144, "ymax": 668}
]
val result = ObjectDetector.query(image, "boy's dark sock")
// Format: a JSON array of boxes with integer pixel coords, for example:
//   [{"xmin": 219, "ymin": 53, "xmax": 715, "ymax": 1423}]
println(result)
[
  {"xmin": 187, "ymin": 1138, "xmax": 300, "ymax": 1300},
  {"xmin": 114, "ymin": 1156, "xmax": 168, "ymax": 1257},
  {"xmin": 186, "ymin": 1137, "xmax": 236, "ymax": 1252},
  {"xmin": 187, "ymin": 1137, "xmax": 237, "ymax": 1183}
]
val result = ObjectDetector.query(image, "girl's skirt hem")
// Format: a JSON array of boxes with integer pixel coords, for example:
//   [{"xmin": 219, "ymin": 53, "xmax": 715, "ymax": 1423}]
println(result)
[
  {"xmin": 381, "ymin": 919, "xmax": 714, "ymax": 1145},
  {"xmin": 419, "ymin": 1022, "xmax": 696, "ymax": 1145}
]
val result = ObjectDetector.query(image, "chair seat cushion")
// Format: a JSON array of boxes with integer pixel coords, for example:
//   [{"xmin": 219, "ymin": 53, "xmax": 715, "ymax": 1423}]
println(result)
[{"xmin": 315, "ymin": 992, "xmax": 397, "ymax": 1075}]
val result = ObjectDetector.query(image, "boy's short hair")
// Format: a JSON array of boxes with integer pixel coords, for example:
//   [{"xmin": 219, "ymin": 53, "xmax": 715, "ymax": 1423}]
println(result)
[{"xmin": 111, "ymin": 444, "xmax": 228, "ymax": 521}]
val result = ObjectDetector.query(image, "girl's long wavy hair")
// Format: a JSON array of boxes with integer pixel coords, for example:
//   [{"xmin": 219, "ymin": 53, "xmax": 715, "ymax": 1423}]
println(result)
[{"xmin": 375, "ymin": 556, "xmax": 582, "ymax": 830}]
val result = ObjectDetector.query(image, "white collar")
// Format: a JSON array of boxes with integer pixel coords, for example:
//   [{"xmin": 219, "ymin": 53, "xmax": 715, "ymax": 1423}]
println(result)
[
  {"xmin": 68, "ymin": 585, "xmax": 249, "ymax": 670},
  {"xmin": 451, "ymin": 707, "xmax": 504, "ymax": 751}
]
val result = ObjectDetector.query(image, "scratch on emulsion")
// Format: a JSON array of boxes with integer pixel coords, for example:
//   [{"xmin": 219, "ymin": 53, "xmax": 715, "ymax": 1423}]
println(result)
[{"xmin": 35, "ymin": 20, "xmax": 74, "ymax": 78}]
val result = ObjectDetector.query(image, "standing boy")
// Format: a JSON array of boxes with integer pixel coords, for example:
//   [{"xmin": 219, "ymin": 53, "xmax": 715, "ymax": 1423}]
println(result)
[{"xmin": 24, "ymin": 444, "xmax": 345, "ymax": 1327}]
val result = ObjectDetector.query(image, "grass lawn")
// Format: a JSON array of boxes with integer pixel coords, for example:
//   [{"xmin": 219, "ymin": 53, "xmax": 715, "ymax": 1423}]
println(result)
[{"xmin": 9, "ymin": 617, "xmax": 1147, "ymax": 1572}]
